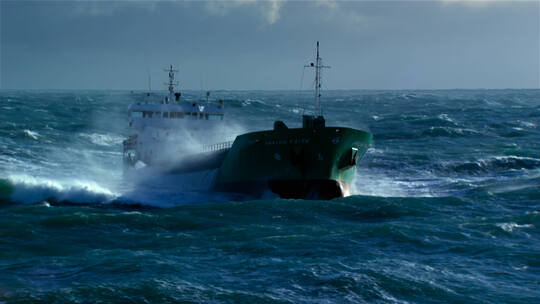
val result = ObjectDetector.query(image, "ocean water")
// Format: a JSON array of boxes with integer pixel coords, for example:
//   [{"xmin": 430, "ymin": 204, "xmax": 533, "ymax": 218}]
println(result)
[{"xmin": 0, "ymin": 89, "xmax": 539, "ymax": 303}]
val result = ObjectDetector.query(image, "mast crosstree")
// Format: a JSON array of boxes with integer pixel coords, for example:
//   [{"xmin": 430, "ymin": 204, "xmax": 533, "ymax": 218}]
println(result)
[{"xmin": 305, "ymin": 41, "xmax": 330, "ymax": 116}]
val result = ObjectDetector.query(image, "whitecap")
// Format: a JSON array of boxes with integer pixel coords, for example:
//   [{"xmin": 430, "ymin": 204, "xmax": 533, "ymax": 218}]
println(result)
[
  {"xmin": 23, "ymin": 129, "xmax": 39, "ymax": 140},
  {"xmin": 497, "ymin": 222, "xmax": 534, "ymax": 233},
  {"xmin": 242, "ymin": 99, "xmax": 266, "ymax": 107},
  {"xmin": 511, "ymin": 265, "xmax": 529, "ymax": 271},
  {"xmin": 517, "ymin": 120, "xmax": 536, "ymax": 128},
  {"xmin": 492, "ymin": 155, "xmax": 540, "ymax": 163},
  {"xmin": 438, "ymin": 113, "xmax": 455, "ymax": 123},
  {"xmin": 366, "ymin": 147, "xmax": 384, "ymax": 155}
]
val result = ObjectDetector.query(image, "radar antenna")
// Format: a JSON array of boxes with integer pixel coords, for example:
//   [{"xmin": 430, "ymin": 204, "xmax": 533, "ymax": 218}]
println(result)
[{"xmin": 304, "ymin": 41, "xmax": 330, "ymax": 116}]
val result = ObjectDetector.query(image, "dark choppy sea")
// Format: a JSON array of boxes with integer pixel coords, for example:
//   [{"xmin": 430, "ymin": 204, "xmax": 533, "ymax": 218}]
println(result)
[{"xmin": 0, "ymin": 89, "xmax": 539, "ymax": 303}]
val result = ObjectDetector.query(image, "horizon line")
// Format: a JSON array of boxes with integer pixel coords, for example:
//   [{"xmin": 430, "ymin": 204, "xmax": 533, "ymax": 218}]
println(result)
[{"xmin": 1, "ymin": 87, "xmax": 539, "ymax": 92}]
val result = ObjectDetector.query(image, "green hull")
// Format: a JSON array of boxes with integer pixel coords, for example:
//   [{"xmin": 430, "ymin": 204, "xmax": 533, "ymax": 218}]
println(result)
[{"xmin": 214, "ymin": 125, "xmax": 372, "ymax": 199}]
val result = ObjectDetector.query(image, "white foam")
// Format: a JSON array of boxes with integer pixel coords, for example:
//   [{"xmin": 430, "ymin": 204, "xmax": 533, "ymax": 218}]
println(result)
[
  {"xmin": 352, "ymin": 168, "xmax": 438, "ymax": 198},
  {"xmin": 79, "ymin": 133, "xmax": 124, "ymax": 147},
  {"xmin": 7, "ymin": 174, "xmax": 118, "ymax": 204}
]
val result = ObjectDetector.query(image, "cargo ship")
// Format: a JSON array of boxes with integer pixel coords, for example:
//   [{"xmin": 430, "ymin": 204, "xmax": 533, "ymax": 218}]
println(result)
[
  {"xmin": 123, "ymin": 42, "xmax": 371, "ymax": 199},
  {"xmin": 213, "ymin": 42, "xmax": 372, "ymax": 199}
]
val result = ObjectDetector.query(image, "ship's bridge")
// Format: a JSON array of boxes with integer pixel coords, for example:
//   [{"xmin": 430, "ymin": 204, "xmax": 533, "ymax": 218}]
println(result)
[{"xmin": 128, "ymin": 102, "xmax": 225, "ymax": 121}]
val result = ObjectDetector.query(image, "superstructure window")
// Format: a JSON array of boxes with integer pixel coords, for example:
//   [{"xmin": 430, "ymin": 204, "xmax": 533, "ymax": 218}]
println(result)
[
  {"xmin": 131, "ymin": 111, "xmax": 143, "ymax": 118},
  {"xmin": 163, "ymin": 112, "xmax": 169, "ymax": 118}
]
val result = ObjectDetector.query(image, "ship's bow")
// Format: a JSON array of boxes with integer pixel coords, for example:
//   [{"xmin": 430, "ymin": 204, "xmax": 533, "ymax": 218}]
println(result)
[{"xmin": 214, "ymin": 126, "xmax": 371, "ymax": 199}]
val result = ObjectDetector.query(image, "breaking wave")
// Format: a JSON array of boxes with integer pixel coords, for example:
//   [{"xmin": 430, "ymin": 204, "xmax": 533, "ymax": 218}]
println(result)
[{"xmin": 1, "ymin": 175, "xmax": 117, "ymax": 205}]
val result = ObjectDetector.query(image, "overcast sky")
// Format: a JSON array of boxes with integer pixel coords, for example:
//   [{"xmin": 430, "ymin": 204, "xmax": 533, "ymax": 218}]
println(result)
[{"xmin": 1, "ymin": 0, "xmax": 538, "ymax": 90}]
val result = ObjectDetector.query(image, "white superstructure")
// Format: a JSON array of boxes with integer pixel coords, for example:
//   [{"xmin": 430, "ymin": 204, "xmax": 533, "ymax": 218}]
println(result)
[{"xmin": 123, "ymin": 66, "xmax": 229, "ymax": 168}]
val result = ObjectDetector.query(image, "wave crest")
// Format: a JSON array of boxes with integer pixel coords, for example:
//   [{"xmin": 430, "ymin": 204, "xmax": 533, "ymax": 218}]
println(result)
[
  {"xmin": 422, "ymin": 127, "xmax": 479, "ymax": 138},
  {"xmin": 448, "ymin": 156, "xmax": 540, "ymax": 174},
  {"xmin": 3, "ymin": 175, "xmax": 117, "ymax": 205}
]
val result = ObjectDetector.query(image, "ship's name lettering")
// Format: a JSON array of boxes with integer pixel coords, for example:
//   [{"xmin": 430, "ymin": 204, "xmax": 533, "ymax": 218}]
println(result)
[{"xmin": 264, "ymin": 138, "xmax": 310, "ymax": 145}]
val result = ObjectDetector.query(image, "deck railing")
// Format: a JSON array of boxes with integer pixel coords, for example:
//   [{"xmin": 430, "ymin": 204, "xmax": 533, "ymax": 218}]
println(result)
[{"xmin": 203, "ymin": 141, "xmax": 233, "ymax": 152}]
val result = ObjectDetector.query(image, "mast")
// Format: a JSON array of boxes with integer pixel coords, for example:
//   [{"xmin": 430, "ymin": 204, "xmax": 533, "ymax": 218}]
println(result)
[
  {"xmin": 164, "ymin": 65, "xmax": 179, "ymax": 104},
  {"xmin": 305, "ymin": 41, "xmax": 330, "ymax": 116},
  {"xmin": 314, "ymin": 41, "xmax": 321, "ymax": 116}
]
